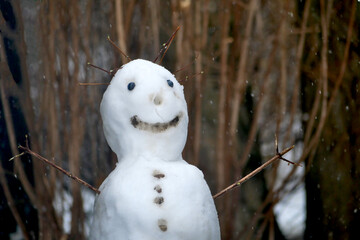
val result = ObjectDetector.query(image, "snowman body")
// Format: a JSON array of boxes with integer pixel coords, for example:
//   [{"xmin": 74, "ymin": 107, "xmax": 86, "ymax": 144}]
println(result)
[{"xmin": 90, "ymin": 59, "xmax": 220, "ymax": 240}]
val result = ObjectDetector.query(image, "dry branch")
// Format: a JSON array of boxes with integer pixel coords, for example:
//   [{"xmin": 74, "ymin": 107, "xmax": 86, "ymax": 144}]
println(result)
[
  {"xmin": 326, "ymin": 0, "xmax": 356, "ymax": 115},
  {"xmin": 173, "ymin": 54, "xmax": 199, "ymax": 73},
  {"xmin": 0, "ymin": 156, "xmax": 30, "ymax": 240},
  {"xmin": 153, "ymin": 26, "xmax": 180, "ymax": 64},
  {"xmin": 229, "ymin": 0, "xmax": 257, "ymax": 137},
  {"xmin": 115, "ymin": 0, "xmax": 128, "ymax": 64},
  {"xmin": 213, "ymin": 145, "xmax": 296, "ymax": 199},
  {"xmin": 0, "ymin": 83, "xmax": 30, "ymax": 240},
  {"xmin": 87, "ymin": 62, "xmax": 112, "ymax": 75},
  {"xmin": 284, "ymin": 0, "xmax": 311, "ymax": 144},
  {"xmin": 16, "ymin": 145, "xmax": 100, "ymax": 194},
  {"xmin": 79, "ymin": 82, "xmax": 110, "ymax": 86},
  {"xmin": 107, "ymin": 36, "xmax": 131, "ymax": 62}
]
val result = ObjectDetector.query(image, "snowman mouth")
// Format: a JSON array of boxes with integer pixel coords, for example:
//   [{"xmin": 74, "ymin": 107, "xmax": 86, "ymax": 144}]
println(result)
[{"xmin": 130, "ymin": 113, "xmax": 182, "ymax": 133}]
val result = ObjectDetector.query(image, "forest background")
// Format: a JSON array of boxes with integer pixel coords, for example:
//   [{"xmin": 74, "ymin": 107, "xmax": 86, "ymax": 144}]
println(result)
[{"xmin": 0, "ymin": 0, "xmax": 359, "ymax": 239}]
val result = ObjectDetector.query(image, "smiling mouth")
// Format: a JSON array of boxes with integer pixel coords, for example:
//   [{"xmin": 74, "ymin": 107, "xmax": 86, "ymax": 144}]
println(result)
[{"xmin": 130, "ymin": 113, "xmax": 182, "ymax": 133}]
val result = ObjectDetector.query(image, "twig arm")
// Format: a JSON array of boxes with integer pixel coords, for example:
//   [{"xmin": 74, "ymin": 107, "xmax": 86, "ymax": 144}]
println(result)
[
  {"xmin": 17, "ymin": 145, "xmax": 101, "ymax": 194},
  {"xmin": 213, "ymin": 145, "xmax": 295, "ymax": 199}
]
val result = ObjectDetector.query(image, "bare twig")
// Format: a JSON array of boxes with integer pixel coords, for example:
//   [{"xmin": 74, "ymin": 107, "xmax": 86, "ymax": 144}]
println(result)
[
  {"xmin": 153, "ymin": 26, "xmax": 180, "ymax": 64},
  {"xmin": 301, "ymin": 0, "xmax": 332, "ymax": 162},
  {"xmin": 275, "ymin": 134, "xmax": 301, "ymax": 167},
  {"xmin": 17, "ymin": 145, "xmax": 101, "ymax": 194},
  {"xmin": 78, "ymin": 82, "xmax": 110, "ymax": 86},
  {"xmin": 0, "ymin": 82, "xmax": 30, "ymax": 239},
  {"xmin": 159, "ymin": 26, "xmax": 180, "ymax": 64},
  {"xmin": 0, "ymin": 155, "xmax": 30, "ymax": 240},
  {"xmin": 0, "ymin": 58, "xmax": 37, "ymax": 204},
  {"xmin": 178, "ymin": 71, "xmax": 204, "ymax": 82},
  {"xmin": 213, "ymin": 145, "xmax": 295, "ymax": 199},
  {"xmin": 8, "ymin": 152, "xmax": 26, "ymax": 161},
  {"xmin": 229, "ymin": 0, "xmax": 257, "ymax": 137},
  {"xmin": 173, "ymin": 53, "xmax": 199, "ymax": 73},
  {"xmin": 84, "ymin": 62, "xmax": 114, "ymax": 85},
  {"xmin": 87, "ymin": 62, "xmax": 112, "ymax": 75},
  {"xmin": 107, "ymin": 36, "xmax": 131, "ymax": 62}
]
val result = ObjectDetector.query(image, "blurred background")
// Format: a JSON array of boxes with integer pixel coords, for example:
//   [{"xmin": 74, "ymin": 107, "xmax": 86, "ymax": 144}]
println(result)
[{"xmin": 0, "ymin": 0, "xmax": 359, "ymax": 239}]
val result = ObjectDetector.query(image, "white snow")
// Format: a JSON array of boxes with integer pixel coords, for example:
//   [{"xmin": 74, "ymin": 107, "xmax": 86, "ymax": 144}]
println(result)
[
  {"xmin": 273, "ymin": 145, "xmax": 306, "ymax": 239},
  {"xmin": 52, "ymin": 185, "xmax": 95, "ymax": 236},
  {"xmin": 90, "ymin": 59, "xmax": 220, "ymax": 240},
  {"xmin": 274, "ymin": 183, "xmax": 306, "ymax": 239},
  {"xmin": 9, "ymin": 226, "xmax": 23, "ymax": 240}
]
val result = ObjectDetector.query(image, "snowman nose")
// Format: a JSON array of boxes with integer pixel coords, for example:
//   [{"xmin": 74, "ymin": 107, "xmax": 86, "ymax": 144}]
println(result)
[{"xmin": 153, "ymin": 94, "xmax": 163, "ymax": 105}]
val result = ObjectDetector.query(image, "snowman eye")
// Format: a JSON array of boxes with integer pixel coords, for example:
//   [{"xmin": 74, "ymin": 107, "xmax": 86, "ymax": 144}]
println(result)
[
  {"xmin": 167, "ymin": 79, "xmax": 174, "ymax": 88},
  {"xmin": 127, "ymin": 82, "xmax": 136, "ymax": 91}
]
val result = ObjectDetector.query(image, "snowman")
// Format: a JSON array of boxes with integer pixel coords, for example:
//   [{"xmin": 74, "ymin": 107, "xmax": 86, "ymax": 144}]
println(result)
[{"xmin": 90, "ymin": 59, "xmax": 220, "ymax": 240}]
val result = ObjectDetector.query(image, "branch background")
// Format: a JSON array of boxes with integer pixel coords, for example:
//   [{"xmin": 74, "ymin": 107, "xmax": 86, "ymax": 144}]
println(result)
[{"xmin": 0, "ymin": 0, "xmax": 359, "ymax": 239}]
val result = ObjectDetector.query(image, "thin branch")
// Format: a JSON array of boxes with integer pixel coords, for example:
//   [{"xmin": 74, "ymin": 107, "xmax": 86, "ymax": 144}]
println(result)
[
  {"xmin": 235, "ymin": 39, "xmax": 278, "ymax": 173},
  {"xmin": 0, "ymin": 155, "xmax": 30, "ymax": 240},
  {"xmin": 9, "ymin": 152, "xmax": 26, "ymax": 161},
  {"xmin": 107, "ymin": 35, "xmax": 131, "ymax": 62},
  {"xmin": 85, "ymin": 62, "xmax": 117, "ymax": 85},
  {"xmin": 153, "ymin": 26, "xmax": 180, "ymax": 64},
  {"xmin": 114, "ymin": 0, "xmax": 129, "ymax": 63},
  {"xmin": 78, "ymin": 82, "xmax": 110, "ymax": 86},
  {"xmin": 284, "ymin": 0, "xmax": 311, "ymax": 144},
  {"xmin": 17, "ymin": 145, "xmax": 101, "ymax": 194},
  {"xmin": 0, "ymin": 69, "xmax": 37, "ymax": 204},
  {"xmin": 0, "ymin": 77, "xmax": 30, "ymax": 240},
  {"xmin": 229, "ymin": 0, "xmax": 257, "ymax": 137},
  {"xmin": 178, "ymin": 71, "xmax": 204, "ymax": 82},
  {"xmin": 213, "ymin": 145, "xmax": 295, "ymax": 199},
  {"xmin": 326, "ymin": 0, "xmax": 356, "ymax": 116},
  {"xmin": 173, "ymin": 53, "xmax": 199, "ymax": 73},
  {"xmin": 87, "ymin": 62, "xmax": 112, "ymax": 75},
  {"xmin": 275, "ymin": 134, "xmax": 301, "ymax": 167},
  {"xmin": 302, "ymin": 0, "xmax": 332, "ymax": 161},
  {"xmin": 159, "ymin": 26, "xmax": 179, "ymax": 64}
]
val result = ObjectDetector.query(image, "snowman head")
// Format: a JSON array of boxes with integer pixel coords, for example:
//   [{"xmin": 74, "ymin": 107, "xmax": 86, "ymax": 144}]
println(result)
[{"xmin": 100, "ymin": 59, "xmax": 188, "ymax": 161}]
